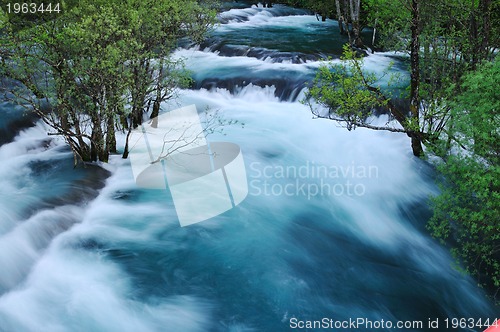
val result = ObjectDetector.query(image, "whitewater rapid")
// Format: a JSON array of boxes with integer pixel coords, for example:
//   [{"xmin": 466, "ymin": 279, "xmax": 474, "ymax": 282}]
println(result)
[{"xmin": 0, "ymin": 2, "xmax": 497, "ymax": 331}]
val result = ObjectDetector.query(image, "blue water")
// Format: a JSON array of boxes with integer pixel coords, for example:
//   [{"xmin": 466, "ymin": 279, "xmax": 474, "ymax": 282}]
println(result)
[{"xmin": 0, "ymin": 2, "xmax": 498, "ymax": 332}]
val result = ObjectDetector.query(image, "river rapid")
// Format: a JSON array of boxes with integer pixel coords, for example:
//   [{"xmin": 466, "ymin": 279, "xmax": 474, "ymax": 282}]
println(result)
[{"xmin": 0, "ymin": 2, "xmax": 498, "ymax": 331}]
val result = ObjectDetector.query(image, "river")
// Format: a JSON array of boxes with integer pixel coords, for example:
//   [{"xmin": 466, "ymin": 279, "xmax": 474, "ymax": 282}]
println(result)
[{"xmin": 0, "ymin": 2, "xmax": 498, "ymax": 331}]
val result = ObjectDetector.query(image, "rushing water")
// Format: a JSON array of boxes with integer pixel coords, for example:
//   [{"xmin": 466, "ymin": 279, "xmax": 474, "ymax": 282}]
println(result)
[{"xmin": 0, "ymin": 2, "xmax": 498, "ymax": 332}]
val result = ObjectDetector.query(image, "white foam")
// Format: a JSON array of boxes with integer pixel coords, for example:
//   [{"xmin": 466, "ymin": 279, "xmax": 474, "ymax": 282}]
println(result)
[
  {"xmin": 0, "ymin": 206, "xmax": 82, "ymax": 292},
  {"xmin": 173, "ymin": 47, "xmax": 323, "ymax": 77},
  {"xmin": 0, "ymin": 4, "xmax": 493, "ymax": 328},
  {"xmin": 0, "ymin": 123, "xmax": 69, "ymax": 234},
  {"xmin": 176, "ymin": 85, "xmax": 436, "ymax": 245},
  {"xmin": 0, "ymin": 244, "xmax": 212, "ymax": 332}
]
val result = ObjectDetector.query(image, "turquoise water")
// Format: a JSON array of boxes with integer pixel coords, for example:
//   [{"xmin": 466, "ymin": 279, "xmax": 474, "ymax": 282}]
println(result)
[{"xmin": 0, "ymin": 3, "xmax": 498, "ymax": 332}]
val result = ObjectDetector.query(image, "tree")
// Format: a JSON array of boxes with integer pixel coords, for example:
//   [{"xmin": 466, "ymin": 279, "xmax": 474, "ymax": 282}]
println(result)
[
  {"xmin": 300, "ymin": 0, "xmax": 500, "ymax": 298},
  {"xmin": 120, "ymin": 0, "xmax": 215, "ymax": 158},
  {"xmin": 429, "ymin": 58, "xmax": 500, "ymax": 297},
  {"xmin": 0, "ymin": 0, "xmax": 215, "ymax": 164},
  {"xmin": 306, "ymin": 0, "xmax": 499, "ymax": 156},
  {"xmin": 305, "ymin": 45, "xmax": 445, "ymax": 156},
  {"xmin": 408, "ymin": 0, "xmax": 423, "ymax": 156}
]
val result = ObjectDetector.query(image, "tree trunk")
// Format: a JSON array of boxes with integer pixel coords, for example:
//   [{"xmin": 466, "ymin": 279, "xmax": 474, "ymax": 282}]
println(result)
[
  {"xmin": 468, "ymin": 1, "xmax": 479, "ymax": 67},
  {"xmin": 122, "ymin": 126, "xmax": 132, "ymax": 159},
  {"xmin": 106, "ymin": 113, "xmax": 117, "ymax": 154},
  {"xmin": 89, "ymin": 110, "xmax": 108, "ymax": 162},
  {"xmin": 409, "ymin": 0, "xmax": 423, "ymax": 157},
  {"xmin": 342, "ymin": 0, "xmax": 352, "ymax": 44},
  {"xmin": 411, "ymin": 135, "xmax": 424, "ymax": 157},
  {"xmin": 349, "ymin": 0, "xmax": 363, "ymax": 48},
  {"xmin": 466, "ymin": 0, "xmax": 492, "ymax": 67},
  {"xmin": 69, "ymin": 111, "xmax": 90, "ymax": 159},
  {"xmin": 151, "ymin": 99, "xmax": 160, "ymax": 128},
  {"xmin": 335, "ymin": 0, "xmax": 345, "ymax": 34},
  {"xmin": 150, "ymin": 58, "xmax": 164, "ymax": 128},
  {"xmin": 130, "ymin": 59, "xmax": 151, "ymax": 128},
  {"xmin": 479, "ymin": 0, "xmax": 491, "ymax": 61},
  {"xmin": 90, "ymin": 137, "xmax": 98, "ymax": 162}
]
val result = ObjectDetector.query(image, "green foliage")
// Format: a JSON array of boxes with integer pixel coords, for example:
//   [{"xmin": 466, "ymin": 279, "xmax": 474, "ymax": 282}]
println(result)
[
  {"xmin": 0, "ymin": 0, "xmax": 215, "ymax": 163},
  {"xmin": 452, "ymin": 59, "xmax": 500, "ymax": 161},
  {"xmin": 306, "ymin": 45, "xmax": 389, "ymax": 130},
  {"xmin": 300, "ymin": 0, "xmax": 500, "ymax": 298},
  {"xmin": 364, "ymin": 0, "xmax": 410, "ymax": 49},
  {"xmin": 0, "ymin": 0, "xmax": 66, "ymax": 31},
  {"xmin": 429, "ymin": 58, "xmax": 500, "ymax": 297},
  {"xmin": 0, "ymin": 7, "xmax": 7, "ymax": 29}
]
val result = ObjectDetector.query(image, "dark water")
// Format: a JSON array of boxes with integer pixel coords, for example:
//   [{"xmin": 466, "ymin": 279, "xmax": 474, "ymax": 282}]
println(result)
[{"xmin": 0, "ymin": 2, "xmax": 498, "ymax": 332}]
